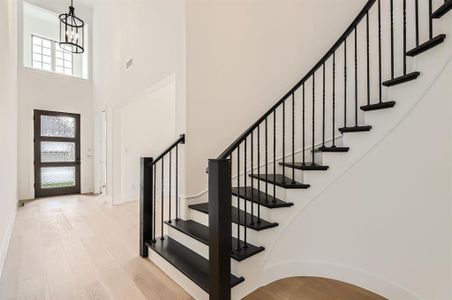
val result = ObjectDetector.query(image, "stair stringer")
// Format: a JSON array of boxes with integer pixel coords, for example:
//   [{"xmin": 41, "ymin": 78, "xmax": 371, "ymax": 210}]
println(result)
[{"xmin": 227, "ymin": 14, "xmax": 452, "ymax": 300}]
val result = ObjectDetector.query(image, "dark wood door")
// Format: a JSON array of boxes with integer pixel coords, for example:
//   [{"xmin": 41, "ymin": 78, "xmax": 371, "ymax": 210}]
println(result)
[{"xmin": 34, "ymin": 110, "xmax": 81, "ymax": 198}]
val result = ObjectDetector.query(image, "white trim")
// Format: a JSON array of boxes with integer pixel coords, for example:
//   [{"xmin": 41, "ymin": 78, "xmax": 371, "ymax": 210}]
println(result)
[{"xmin": 0, "ymin": 206, "xmax": 17, "ymax": 278}]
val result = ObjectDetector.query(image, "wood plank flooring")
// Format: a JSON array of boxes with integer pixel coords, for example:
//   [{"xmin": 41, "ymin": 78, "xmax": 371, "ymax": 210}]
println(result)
[
  {"xmin": 1, "ymin": 195, "xmax": 386, "ymax": 300},
  {"xmin": 0, "ymin": 195, "xmax": 191, "ymax": 300},
  {"xmin": 244, "ymin": 276, "xmax": 387, "ymax": 300}
]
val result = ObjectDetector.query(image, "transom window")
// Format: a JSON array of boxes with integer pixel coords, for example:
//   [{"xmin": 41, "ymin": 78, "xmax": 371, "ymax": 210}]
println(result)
[{"xmin": 32, "ymin": 35, "xmax": 73, "ymax": 75}]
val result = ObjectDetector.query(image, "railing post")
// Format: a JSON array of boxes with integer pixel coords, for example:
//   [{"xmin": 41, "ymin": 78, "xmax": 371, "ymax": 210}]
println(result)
[
  {"xmin": 208, "ymin": 159, "xmax": 232, "ymax": 300},
  {"xmin": 140, "ymin": 157, "xmax": 154, "ymax": 258}
]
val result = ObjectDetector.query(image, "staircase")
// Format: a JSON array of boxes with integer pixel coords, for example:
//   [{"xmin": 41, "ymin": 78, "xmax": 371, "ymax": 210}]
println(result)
[{"xmin": 139, "ymin": 1, "xmax": 452, "ymax": 299}]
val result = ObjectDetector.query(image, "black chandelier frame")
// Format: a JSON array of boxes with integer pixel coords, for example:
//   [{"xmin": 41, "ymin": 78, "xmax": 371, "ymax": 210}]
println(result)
[{"xmin": 59, "ymin": 0, "xmax": 85, "ymax": 54}]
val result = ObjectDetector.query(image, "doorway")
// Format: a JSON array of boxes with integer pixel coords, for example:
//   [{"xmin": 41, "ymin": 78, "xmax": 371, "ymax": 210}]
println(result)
[
  {"xmin": 94, "ymin": 110, "xmax": 107, "ymax": 195},
  {"xmin": 34, "ymin": 110, "xmax": 81, "ymax": 198}
]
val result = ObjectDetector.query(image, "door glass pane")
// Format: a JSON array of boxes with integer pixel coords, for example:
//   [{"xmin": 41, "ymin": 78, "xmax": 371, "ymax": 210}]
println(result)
[
  {"xmin": 41, "ymin": 115, "xmax": 76, "ymax": 138},
  {"xmin": 41, "ymin": 142, "xmax": 76, "ymax": 162},
  {"xmin": 41, "ymin": 167, "xmax": 75, "ymax": 189}
]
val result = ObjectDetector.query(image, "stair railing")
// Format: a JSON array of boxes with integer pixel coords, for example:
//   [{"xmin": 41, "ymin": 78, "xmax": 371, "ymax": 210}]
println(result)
[
  {"xmin": 208, "ymin": 0, "xmax": 445, "ymax": 297},
  {"xmin": 140, "ymin": 134, "xmax": 185, "ymax": 257}
]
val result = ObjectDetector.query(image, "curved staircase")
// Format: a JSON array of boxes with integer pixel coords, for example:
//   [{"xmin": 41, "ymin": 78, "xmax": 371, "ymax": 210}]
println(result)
[{"xmin": 140, "ymin": 1, "xmax": 452, "ymax": 299}]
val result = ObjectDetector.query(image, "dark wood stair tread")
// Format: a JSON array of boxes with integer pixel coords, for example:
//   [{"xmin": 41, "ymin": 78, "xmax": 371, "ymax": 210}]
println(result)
[
  {"xmin": 147, "ymin": 236, "xmax": 244, "ymax": 292},
  {"xmin": 189, "ymin": 202, "xmax": 278, "ymax": 231},
  {"xmin": 280, "ymin": 162, "xmax": 329, "ymax": 171},
  {"xmin": 314, "ymin": 146, "xmax": 350, "ymax": 153},
  {"xmin": 360, "ymin": 101, "xmax": 396, "ymax": 111},
  {"xmin": 406, "ymin": 34, "xmax": 446, "ymax": 56},
  {"xmin": 338, "ymin": 125, "xmax": 372, "ymax": 133},
  {"xmin": 249, "ymin": 174, "xmax": 310, "ymax": 189},
  {"xmin": 382, "ymin": 72, "xmax": 420, "ymax": 87},
  {"xmin": 232, "ymin": 187, "xmax": 293, "ymax": 208},
  {"xmin": 165, "ymin": 219, "xmax": 265, "ymax": 261},
  {"xmin": 432, "ymin": 1, "xmax": 452, "ymax": 19}
]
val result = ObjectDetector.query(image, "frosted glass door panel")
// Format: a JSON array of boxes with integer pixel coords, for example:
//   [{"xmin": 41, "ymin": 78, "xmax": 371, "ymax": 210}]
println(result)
[
  {"xmin": 41, "ymin": 115, "xmax": 76, "ymax": 138},
  {"xmin": 41, "ymin": 142, "xmax": 76, "ymax": 162},
  {"xmin": 41, "ymin": 167, "xmax": 76, "ymax": 189}
]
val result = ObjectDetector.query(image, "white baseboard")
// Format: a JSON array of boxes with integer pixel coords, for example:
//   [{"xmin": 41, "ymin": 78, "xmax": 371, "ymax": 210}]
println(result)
[{"xmin": 0, "ymin": 206, "xmax": 17, "ymax": 278}]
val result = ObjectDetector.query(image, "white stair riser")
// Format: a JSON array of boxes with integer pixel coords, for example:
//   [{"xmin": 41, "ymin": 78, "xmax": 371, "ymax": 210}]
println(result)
[{"xmin": 148, "ymin": 249, "xmax": 209, "ymax": 300}]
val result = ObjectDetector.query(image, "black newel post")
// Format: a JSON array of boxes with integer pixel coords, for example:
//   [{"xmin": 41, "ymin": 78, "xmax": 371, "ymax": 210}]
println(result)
[
  {"xmin": 140, "ymin": 157, "xmax": 154, "ymax": 258},
  {"xmin": 208, "ymin": 159, "xmax": 232, "ymax": 300}
]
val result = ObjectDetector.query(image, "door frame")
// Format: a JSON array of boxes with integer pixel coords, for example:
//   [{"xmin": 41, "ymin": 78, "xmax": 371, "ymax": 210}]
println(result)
[{"xmin": 34, "ymin": 109, "xmax": 81, "ymax": 198}]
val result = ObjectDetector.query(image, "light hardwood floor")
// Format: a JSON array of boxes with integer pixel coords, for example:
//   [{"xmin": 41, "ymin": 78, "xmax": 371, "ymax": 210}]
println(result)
[
  {"xmin": 244, "ymin": 277, "xmax": 387, "ymax": 300},
  {"xmin": 1, "ymin": 195, "xmax": 386, "ymax": 300},
  {"xmin": 0, "ymin": 195, "xmax": 191, "ymax": 300}
]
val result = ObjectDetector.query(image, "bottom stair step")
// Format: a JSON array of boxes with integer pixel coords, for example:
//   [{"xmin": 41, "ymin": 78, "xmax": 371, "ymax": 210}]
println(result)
[
  {"xmin": 165, "ymin": 219, "xmax": 265, "ymax": 261},
  {"xmin": 189, "ymin": 202, "xmax": 278, "ymax": 231},
  {"xmin": 147, "ymin": 236, "xmax": 244, "ymax": 293}
]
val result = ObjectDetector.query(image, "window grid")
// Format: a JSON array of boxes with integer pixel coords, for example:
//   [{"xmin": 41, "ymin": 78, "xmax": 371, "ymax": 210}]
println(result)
[{"xmin": 31, "ymin": 35, "xmax": 73, "ymax": 76}]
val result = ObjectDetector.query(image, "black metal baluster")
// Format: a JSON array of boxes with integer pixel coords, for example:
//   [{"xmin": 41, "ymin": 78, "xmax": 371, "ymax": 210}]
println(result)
[
  {"xmin": 243, "ymin": 138, "xmax": 248, "ymax": 248},
  {"xmin": 273, "ymin": 110, "xmax": 276, "ymax": 203},
  {"xmin": 302, "ymin": 84, "xmax": 306, "ymax": 162},
  {"xmin": 403, "ymin": 0, "xmax": 407, "ymax": 75},
  {"xmin": 236, "ymin": 146, "xmax": 241, "ymax": 251},
  {"xmin": 332, "ymin": 52, "xmax": 336, "ymax": 147},
  {"xmin": 429, "ymin": 0, "xmax": 433, "ymax": 39},
  {"xmin": 229, "ymin": 155, "xmax": 233, "ymax": 254},
  {"xmin": 390, "ymin": 0, "xmax": 395, "ymax": 79},
  {"xmin": 292, "ymin": 92, "xmax": 295, "ymax": 184},
  {"xmin": 354, "ymin": 27, "xmax": 358, "ymax": 127},
  {"xmin": 153, "ymin": 165, "xmax": 156, "ymax": 242},
  {"xmin": 265, "ymin": 118, "xmax": 268, "ymax": 202},
  {"xmin": 257, "ymin": 125, "xmax": 261, "ymax": 224},
  {"xmin": 415, "ymin": 0, "xmax": 420, "ymax": 47},
  {"xmin": 344, "ymin": 39, "xmax": 347, "ymax": 127},
  {"xmin": 322, "ymin": 62, "xmax": 326, "ymax": 148},
  {"xmin": 367, "ymin": 12, "xmax": 370, "ymax": 106},
  {"xmin": 378, "ymin": 0, "xmax": 382, "ymax": 102},
  {"xmin": 176, "ymin": 145, "xmax": 179, "ymax": 221},
  {"xmin": 161, "ymin": 158, "xmax": 164, "ymax": 240},
  {"xmin": 250, "ymin": 131, "xmax": 254, "ymax": 225},
  {"xmin": 168, "ymin": 150, "xmax": 172, "ymax": 223},
  {"xmin": 282, "ymin": 100, "xmax": 286, "ymax": 182},
  {"xmin": 312, "ymin": 73, "xmax": 316, "ymax": 165}
]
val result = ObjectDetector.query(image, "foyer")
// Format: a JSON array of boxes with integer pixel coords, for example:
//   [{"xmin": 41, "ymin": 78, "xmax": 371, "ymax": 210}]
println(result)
[{"xmin": 0, "ymin": 0, "xmax": 451, "ymax": 299}]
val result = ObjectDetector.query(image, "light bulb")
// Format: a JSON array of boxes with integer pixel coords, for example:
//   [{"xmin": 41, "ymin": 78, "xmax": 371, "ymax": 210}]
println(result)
[{"xmin": 65, "ymin": 30, "xmax": 78, "ymax": 43}]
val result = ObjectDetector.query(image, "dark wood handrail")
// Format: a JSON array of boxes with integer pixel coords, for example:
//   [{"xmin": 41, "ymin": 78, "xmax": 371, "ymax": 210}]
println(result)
[
  {"xmin": 218, "ymin": 0, "xmax": 376, "ymax": 159},
  {"xmin": 154, "ymin": 134, "xmax": 185, "ymax": 164}
]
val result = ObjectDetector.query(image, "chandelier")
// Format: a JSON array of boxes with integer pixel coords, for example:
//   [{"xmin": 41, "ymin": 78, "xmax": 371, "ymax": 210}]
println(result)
[{"xmin": 59, "ymin": 0, "xmax": 84, "ymax": 54}]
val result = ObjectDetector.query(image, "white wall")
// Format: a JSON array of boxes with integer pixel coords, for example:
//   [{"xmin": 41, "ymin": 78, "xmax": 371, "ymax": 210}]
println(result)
[
  {"xmin": 17, "ymin": 0, "xmax": 95, "ymax": 200},
  {"xmin": 184, "ymin": 0, "xmax": 366, "ymax": 196},
  {"xmin": 17, "ymin": 69, "xmax": 94, "ymax": 199},
  {"xmin": 92, "ymin": 0, "xmax": 186, "ymax": 204},
  {"xmin": 0, "ymin": 0, "xmax": 18, "ymax": 276},
  {"xmin": 21, "ymin": 0, "xmax": 91, "ymax": 79},
  {"xmin": 120, "ymin": 77, "xmax": 176, "ymax": 202},
  {"xmin": 263, "ymin": 52, "xmax": 452, "ymax": 300}
]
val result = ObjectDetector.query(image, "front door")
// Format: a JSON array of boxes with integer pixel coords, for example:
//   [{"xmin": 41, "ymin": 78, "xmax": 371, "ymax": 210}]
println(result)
[{"xmin": 34, "ymin": 110, "xmax": 81, "ymax": 198}]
